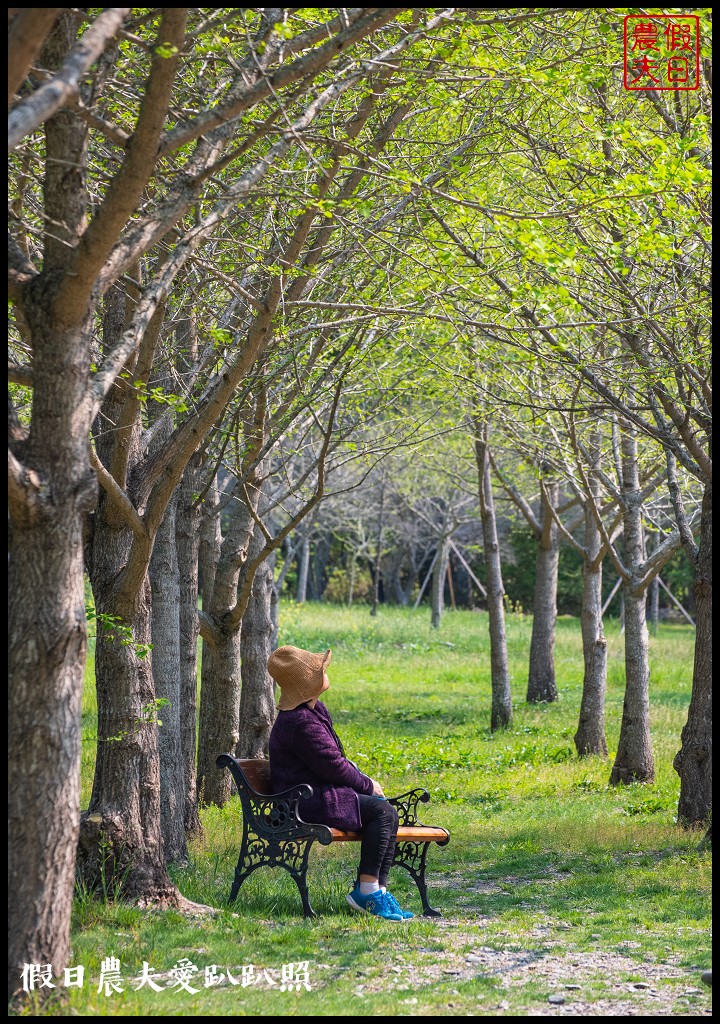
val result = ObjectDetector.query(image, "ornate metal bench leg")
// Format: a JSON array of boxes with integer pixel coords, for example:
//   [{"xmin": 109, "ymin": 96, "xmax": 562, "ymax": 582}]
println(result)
[
  {"xmin": 288, "ymin": 867, "xmax": 317, "ymax": 918},
  {"xmin": 393, "ymin": 841, "xmax": 443, "ymax": 917},
  {"xmin": 282, "ymin": 837, "xmax": 318, "ymax": 918},
  {"xmin": 228, "ymin": 828, "xmax": 263, "ymax": 904},
  {"xmin": 229, "ymin": 864, "xmax": 253, "ymax": 904}
]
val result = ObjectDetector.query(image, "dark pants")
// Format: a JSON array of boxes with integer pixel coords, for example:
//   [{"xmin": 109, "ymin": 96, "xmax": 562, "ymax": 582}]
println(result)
[{"xmin": 356, "ymin": 795, "xmax": 399, "ymax": 886}]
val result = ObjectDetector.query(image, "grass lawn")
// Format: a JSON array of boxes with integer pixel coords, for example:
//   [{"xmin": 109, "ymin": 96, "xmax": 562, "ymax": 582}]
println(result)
[{"xmin": 14, "ymin": 604, "xmax": 711, "ymax": 1016}]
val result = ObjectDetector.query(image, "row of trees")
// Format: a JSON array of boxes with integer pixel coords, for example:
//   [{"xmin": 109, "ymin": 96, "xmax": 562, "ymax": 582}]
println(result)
[
  {"xmin": 273, "ymin": 452, "xmax": 695, "ymax": 618},
  {"xmin": 8, "ymin": 7, "xmax": 710, "ymax": 1000}
]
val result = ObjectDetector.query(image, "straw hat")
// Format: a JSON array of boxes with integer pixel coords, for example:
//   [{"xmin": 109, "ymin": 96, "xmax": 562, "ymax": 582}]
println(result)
[{"xmin": 268, "ymin": 645, "xmax": 332, "ymax": 711}]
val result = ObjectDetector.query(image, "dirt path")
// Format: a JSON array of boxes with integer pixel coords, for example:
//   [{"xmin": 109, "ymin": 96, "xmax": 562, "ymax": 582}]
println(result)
[{"xmin": 337, "ymin": 915, "xmax": 712, "ymax": 1016}]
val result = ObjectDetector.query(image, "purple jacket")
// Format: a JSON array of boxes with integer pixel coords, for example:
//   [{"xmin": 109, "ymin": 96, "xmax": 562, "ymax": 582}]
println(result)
[{"xmin": 269, "ymin": 700, "xmax": 374, "ymax": 830}]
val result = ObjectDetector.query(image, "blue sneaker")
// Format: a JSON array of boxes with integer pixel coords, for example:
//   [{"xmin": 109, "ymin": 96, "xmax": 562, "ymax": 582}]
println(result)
[
  {"xmin": 383, "ymin": 890, "xmax": 414, "ymax": 919},
  {"xmin": 346, "ymin": 886, "xmax": 403, "ymax": 921}
]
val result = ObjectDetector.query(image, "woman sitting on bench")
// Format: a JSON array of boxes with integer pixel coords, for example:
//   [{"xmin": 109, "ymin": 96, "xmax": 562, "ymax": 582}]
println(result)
[{"xmin": 268, "ymin": 645, "xmax": 413, "ymax": 922}]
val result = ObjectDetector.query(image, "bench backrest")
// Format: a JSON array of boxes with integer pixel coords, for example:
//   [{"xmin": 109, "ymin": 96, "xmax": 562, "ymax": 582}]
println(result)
[{"xmin": 237, "ymin": 757, "xmax": 272, "ymax": 795}]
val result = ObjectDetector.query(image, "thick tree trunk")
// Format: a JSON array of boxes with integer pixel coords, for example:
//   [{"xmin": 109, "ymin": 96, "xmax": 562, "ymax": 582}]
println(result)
[
  {"xmin": 475, "ymin": 425, "xmax": 512, "ymax": 730},
  {"xmin": 9, "ymin": 424, "xmax": 93, "ymax": 996},
  {"xmin": 674, "ymin": 480, "xmax": 712, "ymax": 825},
  {"xmin": 238, "ymin": 538, "xmax": 277, "ymax": 758},
  {"xmin": 78, "ymin": 284, "xmax": 176, "ymax": 899},
  {"xmin": 8, "ymin": 515, "xmax": 88, "ymax": 994},
  {"xmin": 527, "ymin": 484, "xmax": 559, "ymax": 702},
  {"xmin": 431, "ymin": 538, "xmax": 449, "ymax": 630},
  {"xmin": 9, "ymin": 18, "xmax": 96, "ymax": 993},
  {"xmin": 176, "ymin": 456, "xmax": 202, "ymax": 839},
  {"xmin": 172, "ymin": 313, "xmax": 201, "ymax": 836},
  {"xmin": 79, "ymin": 581, "xmax": 174, "ymax": 901},
  {"xmin": 610, "ymin": 425, "xmax": 654, "ymax": 785},
  {"xmin": 149, "ymin": 487, "xmax": 187, "ymax": 864},
  {"xmin": 80, "ymin": 555, "xmax": 174, "ymax": 898},
  {"xmin": 574, "ymin": 507, "xmax": 608, "ymax": 757},
  {"xmin": 80, "ymin": 422, "xmax": 175, "ymax": 897}
]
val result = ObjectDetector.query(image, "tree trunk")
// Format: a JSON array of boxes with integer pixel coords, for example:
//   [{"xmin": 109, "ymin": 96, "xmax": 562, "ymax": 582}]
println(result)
[
  {"xmin": 348, "ymin": 550, "xmax": 357, "ymax": 607},
  {"xmin": 80, "ymin": 559, "xmax": 174, "ymax": 898},
  {"xmin": 9, "ymin": 18, "xmax": 96, "ymax": 993},
  {"xmin": 391, "ymin": 550, "xmax": 409, "ymax": 606},
  {"xmin": 475, "ymin": 424, "xmax": 512, "ymax": 730},
  {"xmin": 176, "ymin": 456, "xmax": 202, "ymax": 839},
  {"xmin": 80, "ymin": 412, "xmax": 174, "ymax": 898},
  {"xmin": 574, "ymin": 506, "xmax": 608, "ymax": 757},
  {"xmin": 646, "ymin": 531, "xmax": 660, "ymax": 633},
  {"xmin": 78, "ymin": 285, "xmax": 176, "ymax": 899},
  {"xmin": 273, "ymin": 536, "xmax": 295, "ymax": 603},
  {"xmin": 431, "ymin": 538, "xmax": 449, "ymax": 630},
  {"xmin": 527, "ymin": 483, "xmax": 559, "ymax": 703},
  {"xmin": 198, "ymin": 624, "xmax": 242, "ymax": 807},
  {"xmin": 199, "ymin": 476, "xmax": 221, "ymax": 613},
  {"xmin": 310, "ymin": 531, "xmax": 331, "ymax": 600},
  {"xmin": 197, "ymin": 494, "xmax": 257, "ymax": 805},
  {"xmin": 610, "ymin": 424, "xmax": 654, "ymax": 785},
  {"xmin": 149, "ymin": 486, "xmax": 187, "ymax": 864},
  {"xmin": 296, "ymin": 532, "xmax": 310, "ymax": 603},
  {"xmin": 238, "ymin": 537, "xmax": 277, "ymax": 758},
  {"xmin": 402, "ymin": 548, "xmax": 420, "ymax": 605},
  {"xmin": 674, "ymin": 480, "xmax": 712, "ymax": 825},
  {"xmin": 370, "ymin": 478, "xmax": 385, "ymax": 616},
  {"xmin": 648, "ymin": 575, "xmax": 660, "ymax": 633},
  {"xmin": 9, "ymin": 501, "xmax": 89, "ymax": 998},
  {"xmin": 8, "ymin": 382, "xmax": 92, "ymax": 995},
  {"xmin": 271, "ymin": 552, "xmax": 282, "ymax": 651},
  {"xmin": 446, "ymin": 556, "xmax": 456, "ymax": 609}
]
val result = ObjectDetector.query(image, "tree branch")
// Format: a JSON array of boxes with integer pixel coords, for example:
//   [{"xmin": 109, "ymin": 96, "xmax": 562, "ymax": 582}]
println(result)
[
  {"xmin": 8, "ymin": 8, "xmax": 130, "ymax": 150},
  {"xmin": 487, "ymin": 450, "xmax": 541, "ymax": 535},
  {"xmin": 55, "ymin": 9, "xmax": 186, "ymax": 324},
  {"xmin": 8, "ymin": 231, "xmax": 37, "ymax": 302},
  {"xmin": 89, "ymin": 444, "xmax": 148, "ymax": 539},
  {"xmin": 665, "ymin": 450, "xmax": 700, "ymax": 564},
  {"xmin": 7, "ymin": 7, "xmax": 61, "ymax": 109},
  {"xmin": 8, "ymin": 448, "xmax": 46, "ymax": 527},
  {"xmin": 157, "ymin": 8, "xmax": 407, "ymax": 157}
]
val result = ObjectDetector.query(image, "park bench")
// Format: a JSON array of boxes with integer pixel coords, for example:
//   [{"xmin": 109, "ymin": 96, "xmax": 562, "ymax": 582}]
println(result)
[{"xmin": 216, "ymin": 754, "xmax": 450, "ymax": 918}]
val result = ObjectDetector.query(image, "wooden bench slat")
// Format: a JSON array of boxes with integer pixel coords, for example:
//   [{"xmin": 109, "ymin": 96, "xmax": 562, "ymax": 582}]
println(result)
[
  {"xmin": 329, "ymin": 826, "xmax": 449, "ymax": 843},
  {"xmin": 237, "ymin": 758, "xmax": 272, "ymax": 794}
]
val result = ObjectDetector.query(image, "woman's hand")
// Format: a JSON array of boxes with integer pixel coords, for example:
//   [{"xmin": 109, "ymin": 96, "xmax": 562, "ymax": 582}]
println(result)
[{"xmin": 371, "ymin": 778, "xmax": 385, "ymax": 798}]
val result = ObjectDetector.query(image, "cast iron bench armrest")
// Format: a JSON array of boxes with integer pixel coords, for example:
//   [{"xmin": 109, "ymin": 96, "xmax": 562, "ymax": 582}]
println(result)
[{"xmin": 387, "ymin": 788, "xmax": 449, "ymax": 842}]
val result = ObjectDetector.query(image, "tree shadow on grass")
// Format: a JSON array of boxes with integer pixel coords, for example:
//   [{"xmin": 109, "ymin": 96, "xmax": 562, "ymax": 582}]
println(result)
[{"xmin": 423, "ymin": 833, "xmax": 710, "ymax": 935}]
